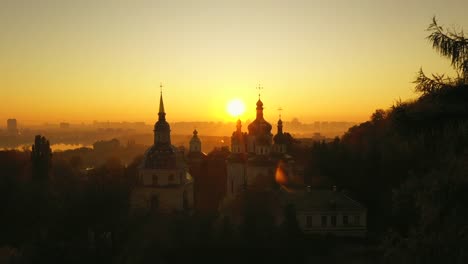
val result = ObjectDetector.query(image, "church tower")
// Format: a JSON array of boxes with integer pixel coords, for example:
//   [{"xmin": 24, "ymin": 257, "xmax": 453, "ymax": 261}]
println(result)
[
  {"xmin": 231, "ymin": 119, "xmax": 246, "ymax": 153},
  {"xmin": 154, "ymin": 91, "xmax": 171, "ymax": 146},
  {"xmin": 247, "ymin": 98, "xmax": 273, "ymax": 155},
  {"xmin": 226, "ymin": 119, "xmax": 247, "ymax": 198},
  {"xmin": 187, "ymin": 129, "xmax": 207, "ymax": 211},
  {"xmin": 273, "ymin": 117, "xmax": 287, "ymax": 153},
  {"xmin": 132, "ymin": 84, "xmax": 194, "ymax": 213},
  {"xmin": 189, "ymin": 129, "xmax": 201, "ymax": 153}
]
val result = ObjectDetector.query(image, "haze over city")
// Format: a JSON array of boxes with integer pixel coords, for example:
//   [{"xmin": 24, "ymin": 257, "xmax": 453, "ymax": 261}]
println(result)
[{"xmin": 2, "ymin": 0, "xmax": 467, "ymax": 125}]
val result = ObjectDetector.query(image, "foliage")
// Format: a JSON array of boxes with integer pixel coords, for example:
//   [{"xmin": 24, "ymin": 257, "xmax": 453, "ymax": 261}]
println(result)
[
  {"xmin": 415, "ymin": 17, "xmax": 468, "ymax": 95},
  {"xmin": 427, "ymin": 17, "xmax": 468, "ymax": 77}
]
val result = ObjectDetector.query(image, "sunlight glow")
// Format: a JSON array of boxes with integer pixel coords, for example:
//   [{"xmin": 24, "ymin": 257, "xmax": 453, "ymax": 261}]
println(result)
[{"xmin": 227, "ymin": 99, "xmax": 246, "ymax": 118}]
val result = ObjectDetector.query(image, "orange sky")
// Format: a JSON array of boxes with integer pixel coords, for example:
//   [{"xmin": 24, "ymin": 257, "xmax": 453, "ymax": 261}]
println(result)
[{"xmin": 1, "ymin": 0, "xmax": 467, "ymax": 126}]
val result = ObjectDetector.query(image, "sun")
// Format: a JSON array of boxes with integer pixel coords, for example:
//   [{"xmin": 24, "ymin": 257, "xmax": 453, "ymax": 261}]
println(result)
[{"xmin": 227, "ymin": 99, "xmax": 246, "ymax": 118}]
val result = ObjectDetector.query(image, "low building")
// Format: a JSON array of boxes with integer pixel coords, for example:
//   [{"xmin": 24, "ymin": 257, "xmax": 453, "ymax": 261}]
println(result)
[{"xmin": 282, "ymin": 186, "xmax": 367, "ymax": 237}]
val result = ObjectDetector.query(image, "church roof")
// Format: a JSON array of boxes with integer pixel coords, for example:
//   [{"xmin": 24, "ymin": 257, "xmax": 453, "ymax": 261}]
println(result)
[
  {"xmin": 273, "ymin": 132, "xmax": 288, "ymax": 144},
  {"xmin": 281, "ymin": 187, "xmax": 366, "ymax": 211}
]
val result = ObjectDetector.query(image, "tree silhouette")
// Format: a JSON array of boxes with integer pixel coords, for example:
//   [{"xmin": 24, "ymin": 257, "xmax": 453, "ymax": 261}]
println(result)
[
  {"xmin": 31, "ymin": 135, "xmax": 52, "ymax": 183},
  {"xmin": 415, "ymin": 17, "xmax": 468, "ymax": 94},
  {"xmin": 427, "ymin": 17, "xmax": 468, "ymax": 78}
]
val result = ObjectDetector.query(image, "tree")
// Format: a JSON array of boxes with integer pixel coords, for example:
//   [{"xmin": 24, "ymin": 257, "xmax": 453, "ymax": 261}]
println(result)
[
  {"xmin": 31, "ymin": 135, "xmax": 52, "ymax": 183},
  {"xmin": 415, "ymin": 17, "xmax": 468, "ymax": 95},
  {"xmin": 371, "ymin": 109, "xmax": 386, "ymax": 123},
  {"xmin": 427, "ymin": 17, "xmax": 468, "ymax": 79}
]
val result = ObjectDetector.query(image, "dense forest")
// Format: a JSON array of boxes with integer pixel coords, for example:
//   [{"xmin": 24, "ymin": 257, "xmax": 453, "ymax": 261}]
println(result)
[{"xmin": 1, "ymin": 18, "xmax": 467, "ymax": 263}]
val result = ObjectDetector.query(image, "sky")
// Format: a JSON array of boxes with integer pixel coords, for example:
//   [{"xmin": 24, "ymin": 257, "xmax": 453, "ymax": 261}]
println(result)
[{"xmin": 1, "ymin": 0, "xmax": 467, "ymax": 126}]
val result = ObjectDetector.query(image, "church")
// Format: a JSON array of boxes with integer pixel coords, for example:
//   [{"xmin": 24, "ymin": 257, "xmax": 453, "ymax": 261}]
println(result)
[
  {"xmin": 130, "ymin": 89, "xmax": 294, "ymax": 214},
  {"xmin": 225, "ymin": 96, "xmax": 296, "ymax": 198},
  {"xmin": 130, "ymin": 90, "xmax": 194, "ymax": 213},
  {"xmin": 129, "ymin": 87, "xmax": 366, "ymax": 237}
]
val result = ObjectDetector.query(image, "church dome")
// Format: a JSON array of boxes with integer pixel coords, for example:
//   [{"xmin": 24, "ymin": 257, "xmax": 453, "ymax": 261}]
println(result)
[
  {"xmin": 256, "ymin": 99, "xmax": 263, "ymax": 107},
  {"xmin": 273, "ymin": 118, "xmax": 286, "ymax": 144},
  {"xmin": 249, "ymin": 99, "xmax": 272, "ymax": 133},
  {"xmin": 154, "ymin": 119, "xmax": 170, "ymax": 132},
  {"xmin": 247, "ymin": 118, "xmax": 272, "ymax": 136},
  {"xmin": 273, "ymin": 132, "xmax": 287, "ymax": 144}
]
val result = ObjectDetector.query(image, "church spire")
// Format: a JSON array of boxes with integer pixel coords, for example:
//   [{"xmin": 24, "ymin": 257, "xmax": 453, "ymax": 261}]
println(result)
[
  {"xmin": 154, "ymin": 83, "xmax": 171, "ymax": 145},
  {"xmin": 277, "ymin": 107, "xmax": 283, "ymax": 134},
  {"xmin": 158, "ymin": 83, "xmax": 166, "ymax": 121},
  {"xmin": 255, "ymin": 84, "xmax": 264, "ymax": 119}
]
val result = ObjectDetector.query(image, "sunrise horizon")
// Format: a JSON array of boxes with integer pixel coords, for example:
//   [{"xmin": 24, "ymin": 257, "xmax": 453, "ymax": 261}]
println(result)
[{"xmin": 2, "ymin": 0, "xmax": 467, "ymax": 127}]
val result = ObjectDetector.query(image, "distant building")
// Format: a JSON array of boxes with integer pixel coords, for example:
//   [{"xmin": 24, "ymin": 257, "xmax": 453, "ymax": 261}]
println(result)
[
  {"xmin": 7, "ymin": 119, "xmax": 18, "ymax": 135},
  {"xmin": 130, "ymin": 90, "xmax": 194, "ymax": 213}
]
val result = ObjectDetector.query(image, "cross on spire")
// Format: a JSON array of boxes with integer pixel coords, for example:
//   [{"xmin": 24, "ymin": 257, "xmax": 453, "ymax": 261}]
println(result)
[
  {"xmin": 256, "ymin": 84, "xmax": 263, "ymax": 99},
  {"xmin": 158, "ymin": 82, "xmax": 165, "ymax": 114},
  {"xmin": 277, "ymin": 107, "xmax": 283, "ymax": 120}
]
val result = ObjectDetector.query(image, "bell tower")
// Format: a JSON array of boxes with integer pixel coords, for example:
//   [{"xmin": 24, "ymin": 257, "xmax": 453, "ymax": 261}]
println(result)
[
  {"xmin": 154, "ymin": 83, "xmax": 171, "ymax": 146},
  {"xmin": 189, "ymin": 129, "xmax": 202, "ymax": 153}
]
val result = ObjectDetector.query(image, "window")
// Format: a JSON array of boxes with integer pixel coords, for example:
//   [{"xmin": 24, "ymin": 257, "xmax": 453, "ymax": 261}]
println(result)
[
  {"xmin": 343, "ymin": 215, "xmax": 349, "ymax": 225},
  {"xmin": 331, "ymin": 215, "xmax": 337, "ymax": 227},
  {"xmin": 152, "ymin": 175, "xmax": 158, "ymax": 185},
  {"xmin": 169, "ymin": 174, "xmax": 174, "ymax": 182},
  {"xmin": 321, "ymin": 215, "xmax": 327, "ymax": 227},
  {"xmin": 354, "ymin": 215, "xmax": 360, "ymax": 225},
  {"xmin": 306, "ymin": 216, "xmax": 313, "ymax": 228}
]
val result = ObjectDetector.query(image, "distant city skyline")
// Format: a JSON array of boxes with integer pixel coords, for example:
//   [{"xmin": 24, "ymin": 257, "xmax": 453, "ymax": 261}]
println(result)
[{"xmin": 1, "ymin": 0, "xmax": 467, "ymax": 124}]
